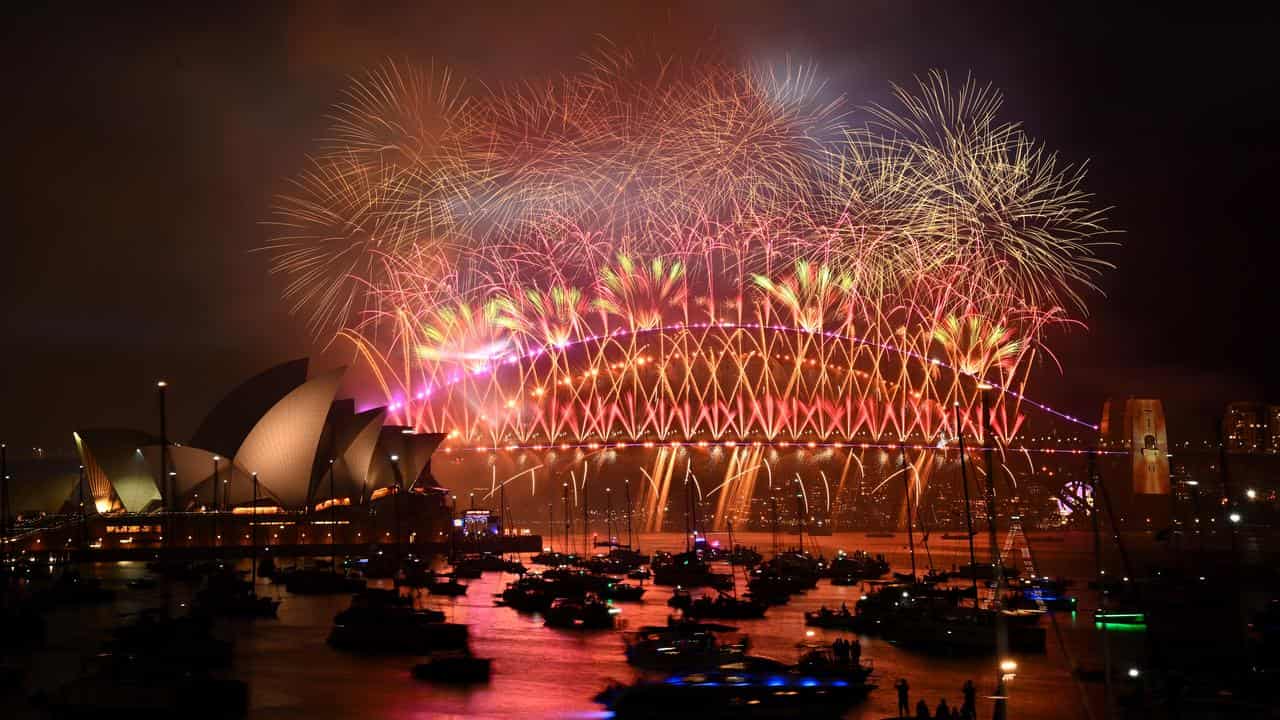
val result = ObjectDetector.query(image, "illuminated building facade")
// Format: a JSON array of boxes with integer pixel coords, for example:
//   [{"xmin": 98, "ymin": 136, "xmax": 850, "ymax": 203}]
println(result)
[
  {"xmin": 1100, "ymin": 397, "xmax": 1171, "ymax": 496},
  {"xmin": 1223, "ymin": 401, "xmax": 1280, "ymax": 454}
]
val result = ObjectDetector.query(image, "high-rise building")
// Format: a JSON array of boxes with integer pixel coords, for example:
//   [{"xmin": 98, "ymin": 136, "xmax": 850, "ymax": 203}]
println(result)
[{"xmin": 1223, "ymin": 401, "xmax": 1279, "ymax": 454}]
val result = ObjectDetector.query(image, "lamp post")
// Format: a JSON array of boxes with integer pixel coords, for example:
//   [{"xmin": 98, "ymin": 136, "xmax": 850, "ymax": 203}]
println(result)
[
  {"xmin": 157, "ymin": 380, "xmax": 170, "ymax": 555},
  {"xmin": 78, "ymin": 464, "xmax": 87, "ymax": 553},
  {"xmin": 1, "ymin": 442, "xmax": 8, "ymax": 568},
  {"xmin": 212, "ymin": 456, "xmax": 220, "ymax": 554},
  {"xmin": 389, "ymin": 455, "xmax": 403, "ymax": 570},
  {"xmin": 329, "ymin": 458, "xmax": 336, "ymax": 574},
  {"xmin": 251, "ymin": 472, "xmax": 259, "ymax": 588}
]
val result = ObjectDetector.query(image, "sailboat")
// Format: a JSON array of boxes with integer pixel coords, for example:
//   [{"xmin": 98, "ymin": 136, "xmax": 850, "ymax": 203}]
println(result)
[
  {"xmin": 681, "ymin": 521, "xmax": 767, "ymax": 620},
  {"xmin": 194, "ymin": 473, "xmax": 280, "ymax": 618}
]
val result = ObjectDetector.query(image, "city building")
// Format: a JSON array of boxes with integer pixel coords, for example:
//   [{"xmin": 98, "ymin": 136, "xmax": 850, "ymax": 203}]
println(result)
[{"xmin": 1223, "ymin": 401, "xmax": 1280, "ymax": 454}]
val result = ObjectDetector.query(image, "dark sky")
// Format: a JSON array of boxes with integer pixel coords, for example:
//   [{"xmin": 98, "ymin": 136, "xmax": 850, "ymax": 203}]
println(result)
[{"xmin": 2, "ymin": 1, "xmax": 1276, "ymax": 454}]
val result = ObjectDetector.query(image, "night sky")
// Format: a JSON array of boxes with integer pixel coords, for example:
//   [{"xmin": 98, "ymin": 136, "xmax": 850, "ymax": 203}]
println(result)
[{"xmin": 2, "ymin": 2, "xmax": 1276, "ymax": 453}]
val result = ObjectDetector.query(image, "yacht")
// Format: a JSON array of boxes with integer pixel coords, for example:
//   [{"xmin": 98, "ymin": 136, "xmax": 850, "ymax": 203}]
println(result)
[
  {"xmin": 329, "ymin": 603, "xmax": 465, "ymax": 652},
  {"xmin": 597, "ymin": 670, "xmax": 872, "ymax": 719},
  {"xmin": 544, "ymin": 594, "xmax": 618, "ymax": 630}
]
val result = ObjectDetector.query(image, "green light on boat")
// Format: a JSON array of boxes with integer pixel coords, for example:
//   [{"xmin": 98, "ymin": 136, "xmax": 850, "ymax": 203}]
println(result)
[
  {"xmin": 1095, "ymin": 622, "xmax": 1146, "ymax": 632},
  {"xmin": 1095, "ymin": 612, "xmax": 1144, "ymax": 622}
]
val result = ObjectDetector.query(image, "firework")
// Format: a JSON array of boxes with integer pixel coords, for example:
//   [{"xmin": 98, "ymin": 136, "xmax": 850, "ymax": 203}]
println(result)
[{"xmin": 267, "ymin": 50, "xmax": 1114, "ymax": 526}]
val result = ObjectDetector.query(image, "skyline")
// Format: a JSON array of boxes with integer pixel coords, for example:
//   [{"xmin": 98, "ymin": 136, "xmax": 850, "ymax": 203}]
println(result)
[{"xmin": 2, "ymin": 3, "xmax": 1277, "ymax": 452}]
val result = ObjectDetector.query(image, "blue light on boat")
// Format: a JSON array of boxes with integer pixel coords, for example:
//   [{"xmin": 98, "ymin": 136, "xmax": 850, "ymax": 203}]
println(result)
[
  {"xmin": 801, "ymin": 678, "xmax": 819, "ymax": 687},
  {"xmin": 666, "ymin": 677, "xmax": 684, "ymax": 685},
  {"xmin": 766, "ymin": 676, "xmax": 786, "ymax": 687},
  {"xmin": 832, "ymin": 680, "xmax": 849, "ymax": 687}
]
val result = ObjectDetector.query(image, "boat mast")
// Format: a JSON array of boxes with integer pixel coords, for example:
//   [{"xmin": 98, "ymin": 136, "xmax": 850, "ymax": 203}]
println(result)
[
  {"xmin": 683, "ymin": 477, "xmax": 691, "ymax": 553},
  {"xmin": 690, "ymin": 475, "xmax": 700, "ymax": 544},
  {"xmin": 581, "ymin": 473, "xmax": 589, "ymax": 556},
  {"xmin": 727, "ymin": 519, "xmax": 739, "ymax": 597},
  {"xmin": 769, "ymin": 494, "xmax": 779, "ymax": 556},
  {"xmin": 251, "ymin": 472, "xmax": 259, "ymax": 591},
  {"xmin": 624, "ymin": 478, "xmax": 634, "ymax": 549},
  {"xmin": 956, "ymin": 410, "xmax": 980, "ymax": 610},
  {"xmin": 1087, "ymin": 449, "xmax": 1114, "ymax": 717},
  {"xmin": 547, "ymin": 501, "xmax": 554, "ymax": 553},
  {"xmin": 900, "ymin": 445, "xmax": 916, "ymax": 580},
  {"xmin": 794, "ymin": 477, "xmax": 805, "ymax": 554},
  {"xmin": 604, "ymin": 487, "xmax": 614, "ymax": 545},
  {"xmin": 980, "ymin": 387, "xmax": 1009, "ymax": 719},
  {"xmin": 562, "ymin": 482, "xmax": 570, "ymax": 556}
]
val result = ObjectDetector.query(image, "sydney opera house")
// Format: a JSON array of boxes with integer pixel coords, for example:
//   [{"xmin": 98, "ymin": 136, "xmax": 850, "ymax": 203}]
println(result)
[{"xmin": 4, "ymin": 360, "xmax": 467, "ymax": 555}]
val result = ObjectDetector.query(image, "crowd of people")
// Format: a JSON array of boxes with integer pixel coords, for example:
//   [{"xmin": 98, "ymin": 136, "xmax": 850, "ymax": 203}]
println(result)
[{"xmin": 894, "ymin": 678, "xmax": 978, "ymax": 719}]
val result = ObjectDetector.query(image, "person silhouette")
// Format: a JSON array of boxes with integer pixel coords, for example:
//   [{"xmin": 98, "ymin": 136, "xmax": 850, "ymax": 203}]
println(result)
[
  {"xmin": 962, "ymin": 679, "xmax": 976, "ymax": 719},
  {"xmin": 895, "ymin": 678, "xmax": 910, "ymax": 718}
]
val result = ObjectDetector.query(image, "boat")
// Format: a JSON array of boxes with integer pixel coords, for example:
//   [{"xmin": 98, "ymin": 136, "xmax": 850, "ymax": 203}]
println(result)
[
  {"xmin": 126, "ymin": 577, "xmax": 158, "ymax": 590},
  {"xmin": 530, "ymin": 550, "xmax": 576, "ymax": 567},
  {"xmin": 446, "ymin": 564, "xmax": 482, "ymax": 580},
  {"xmin": 940, "ymin": 532, "xmax": 977, "ymax": 540},
  {"xmin": 1003, "ymin": 586, "xmax": 1077, "ymax": 612},
  {"xmin": 42, "ymin": 651, "xmax": 248, "ymax": 719},
  {"xmin": 427, "ymin": 577, "xmax": 468, "ymax": 596},
  {"xmin": 194, "ymin": 571, "xmax": 280, "ymax": 618},
  {"xmin": 597, "ymin": 670, "xmax": 872, "ymax": 719},
  {"xmin": 706, "ymin": 544, "xmax": 763, "ymax": 566},
  {"xmin": 109, "ymin": 610, "xmax": 233, "ymax": 670},
  {"xmin": 956, "ymin": 562, "xmax": 1021, "ymax": 581},
  {"xmin": 923, "ymin": 568, "xmax": 951, "ymax": 583},
  {"xmin": 826, "ymin": 550, "xmax": 889, "ymax": 582},
  {"xmin": 351, "ymin": 587, "xmax": 417, "ymax": 609},
  {"xmin": 881, "ymin": 609, "xmax": 1046, "ymax": 654},
  {"xmin": 1091, "ymin": 609, "xmax": 1147, "ymax": 629},
  {"xmin": 794, "ymin": 641, "xmax": 874, "ymax": 683},
  {"xmin": 497, "ymin": 575, "xmax": 553, "ymax": 612},
  {"xmin": 328, "ymin": 605, "xmax": 467, "ymax": 653},
  {"xmin": 280, "ymin": 568, "xmax": 366, "ymax": 595},
  {"xmin": 412, "ymin": 650, "xmax": 493, "ymax": 684},
  {"xmin": 624, "ymin": 622, "xmax": 748, "ymax": 671},
  {"xmin": 627, "ymin": 568, "xmax": 651, "ymax": 581},
  {"xmin": 453, "ymin": 553, "xmax": 525, "ymax": 575},
  {"xmin": 38, "ymin": 569, "xmax": 115, "ymax": 605},
  {"xmin": 574, "ymin": 554, "xmax": 640, "ymax": 575},
  {"xmin": 652, "ymin": 551, "xmax": 734, "ymax": 590},
  {"xmin": 683, "ymin": 592, "xmax": 768, "ymax": 620},
  {"xmin": 804, "ymin": 606, "xmax": 869, "ymax": 632},
  {"xmin": 544, "ymin": 594, "xmax": 618, "ymax": 629},
  {"xmin": 746, "ymin": 552, "xmax": 822, "ymax": 602}
]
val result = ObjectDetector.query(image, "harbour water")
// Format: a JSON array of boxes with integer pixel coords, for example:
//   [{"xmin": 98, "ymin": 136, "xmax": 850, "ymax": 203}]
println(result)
[{"xmin": 11, "ymin": 531, "xmax": 1173, "ymax": 719}]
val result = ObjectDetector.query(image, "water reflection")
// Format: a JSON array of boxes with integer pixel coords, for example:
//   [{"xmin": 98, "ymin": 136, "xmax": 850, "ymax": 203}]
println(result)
[{"xmin": 16, "ymin": 532, "xmax": 1145, "ymax": 719}]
